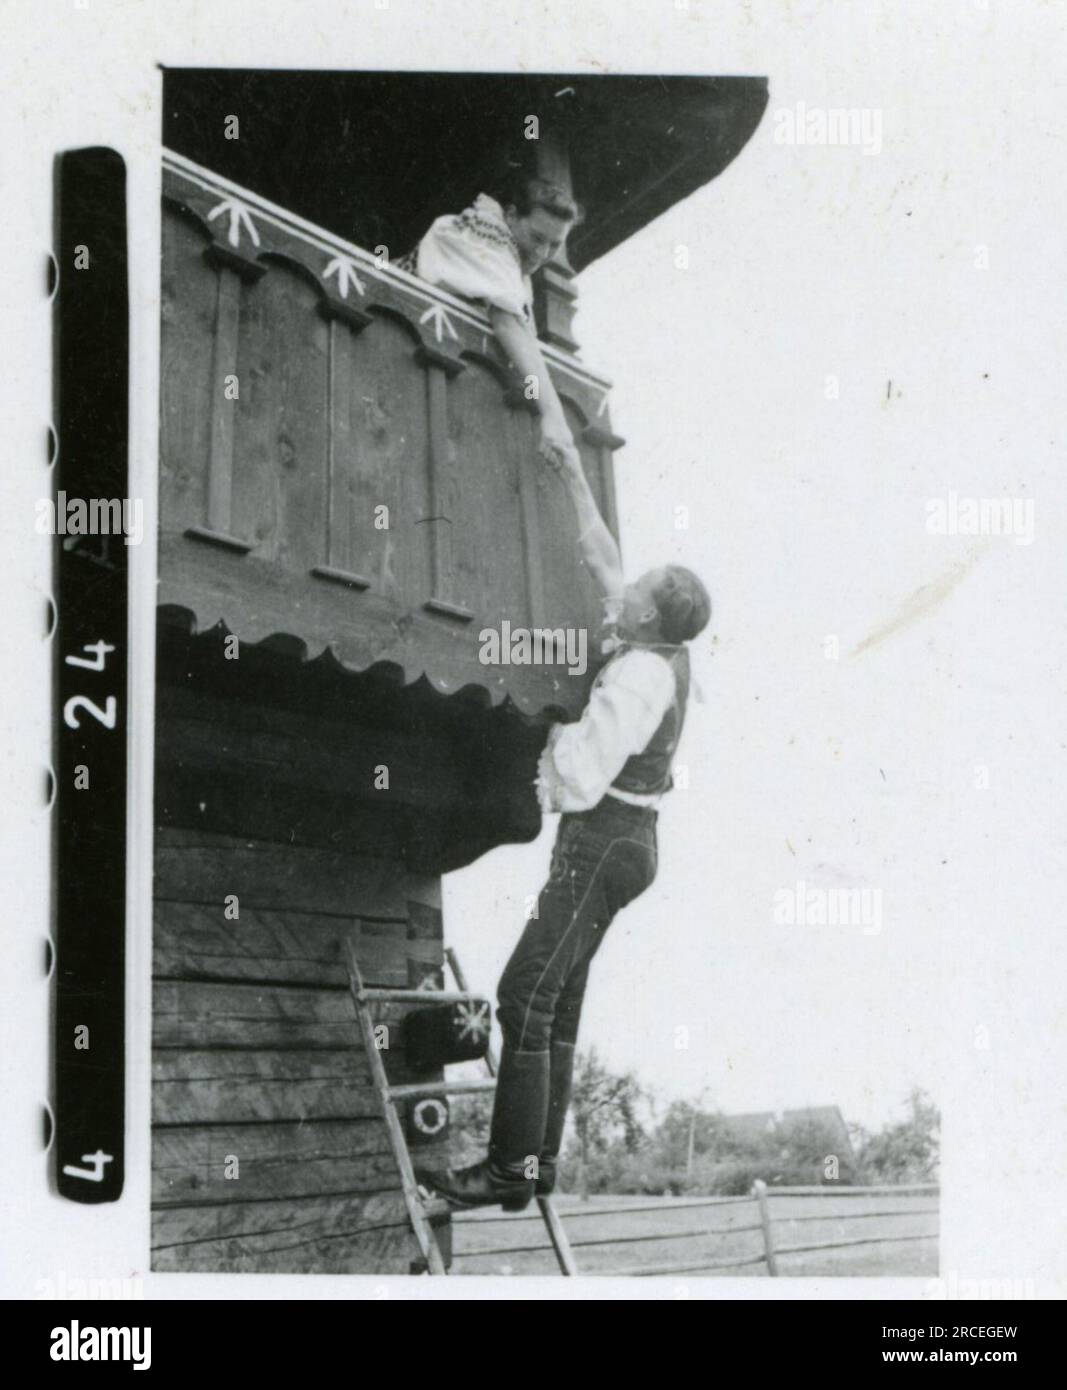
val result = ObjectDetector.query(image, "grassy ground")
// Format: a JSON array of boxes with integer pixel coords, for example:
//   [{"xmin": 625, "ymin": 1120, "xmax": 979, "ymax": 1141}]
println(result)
[{"xmin": 450, "ymin": 1190, "xmax": 938, "ymax": 1278}]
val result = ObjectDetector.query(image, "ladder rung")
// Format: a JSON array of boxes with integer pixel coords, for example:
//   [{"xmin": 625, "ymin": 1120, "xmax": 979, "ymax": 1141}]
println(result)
[
  {"xmin": 388, "ymin": 1077, "xmax": 498, "ymax": 1101},
  {"xmin": 346, "ymin": 941, "xmax": 578, "ymax": 1275},
  {"xmin": 358, "ymin": 988, "xmax": 483, "ymax": 1005}
]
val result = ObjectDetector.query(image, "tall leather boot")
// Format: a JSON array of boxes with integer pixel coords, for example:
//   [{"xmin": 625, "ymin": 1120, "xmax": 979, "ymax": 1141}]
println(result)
[
  {"xmin": 536, "ymin": 1040, "xmax": 576, "ymax": 1197},
  {"xmin": 417, "ymin": 1046, "xmax": 550, "ymax": 1212}
]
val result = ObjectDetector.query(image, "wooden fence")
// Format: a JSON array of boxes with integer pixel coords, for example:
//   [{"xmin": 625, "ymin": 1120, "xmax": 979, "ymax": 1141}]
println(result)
[{"xmin": 451, "ymin": 1181, "xmax": 939, "ymax": 1277}]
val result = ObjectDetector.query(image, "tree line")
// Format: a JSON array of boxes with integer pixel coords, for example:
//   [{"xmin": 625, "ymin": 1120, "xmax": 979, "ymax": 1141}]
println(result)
[{"xmin": 450, "ymin": 1048, "xmax": 940, "ymax": 1199}]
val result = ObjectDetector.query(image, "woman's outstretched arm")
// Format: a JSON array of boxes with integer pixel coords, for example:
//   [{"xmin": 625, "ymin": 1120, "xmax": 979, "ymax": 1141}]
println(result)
[{"xmin": 490, "ymin": 307, "xmax": 575, "ymax": 462}]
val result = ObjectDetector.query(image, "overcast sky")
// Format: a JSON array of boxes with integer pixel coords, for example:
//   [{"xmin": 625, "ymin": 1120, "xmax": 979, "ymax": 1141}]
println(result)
[{"xmin": 445, "ymin": 9, "xmax": 1064, "ymax": 1138}]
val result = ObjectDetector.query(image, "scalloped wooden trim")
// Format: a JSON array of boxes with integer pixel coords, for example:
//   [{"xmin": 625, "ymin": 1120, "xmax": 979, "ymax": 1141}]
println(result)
[{"xmin": 203, "ymin": 242, "xmax": 267, "ymax": 283}]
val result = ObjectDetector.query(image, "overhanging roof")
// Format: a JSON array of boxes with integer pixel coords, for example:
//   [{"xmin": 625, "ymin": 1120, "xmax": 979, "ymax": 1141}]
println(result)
[{"xmin": 162, "ymin": 70, "xmax": 769, "ymax": 272}]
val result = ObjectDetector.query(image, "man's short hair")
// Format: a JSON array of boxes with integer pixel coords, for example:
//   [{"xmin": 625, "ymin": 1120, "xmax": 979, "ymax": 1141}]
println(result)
[
  {"xmin": 652, "ymin": 565, "xmax": 712, "ymax": 644},
  {"xmin": 492, "ymin": 163, "xmax": 583, "ymax": 225},
  {"xmin": 516, "ymin": 177, "xmax": 582, "ymax": 225}
]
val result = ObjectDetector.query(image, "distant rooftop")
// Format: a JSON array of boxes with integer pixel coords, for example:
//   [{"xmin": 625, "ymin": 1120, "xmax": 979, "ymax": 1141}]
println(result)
[{"xmin": 721, "ymin": 1106, "xmax": 855, "ymax": 1156}]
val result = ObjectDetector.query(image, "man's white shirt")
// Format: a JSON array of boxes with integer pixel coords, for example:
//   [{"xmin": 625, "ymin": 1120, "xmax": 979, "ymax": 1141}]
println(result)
[{"xmin": 535, "ymin": 648, "xmax": 676, "ymax": 814}]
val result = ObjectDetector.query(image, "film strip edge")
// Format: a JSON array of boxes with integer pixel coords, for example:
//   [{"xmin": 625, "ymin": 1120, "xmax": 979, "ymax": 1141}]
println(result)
[{"xmin": 53, "ymin": 147, "xmax": 129, "ymax": 1203}]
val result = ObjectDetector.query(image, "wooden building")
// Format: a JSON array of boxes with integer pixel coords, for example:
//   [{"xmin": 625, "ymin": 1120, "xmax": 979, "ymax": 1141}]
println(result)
[{"xmin": 152, "ymin": 72, "xmax": 768, "ymax": 1273}]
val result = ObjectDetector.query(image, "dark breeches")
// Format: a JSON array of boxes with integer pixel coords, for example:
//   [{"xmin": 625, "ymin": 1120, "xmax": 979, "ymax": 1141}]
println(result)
[{"xmin": 497, "ymin": 799, "xmax": 658, "ymax": 1054}]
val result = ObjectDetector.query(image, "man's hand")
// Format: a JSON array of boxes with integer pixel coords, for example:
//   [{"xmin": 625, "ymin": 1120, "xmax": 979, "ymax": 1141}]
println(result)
[
  {"xmin": 539, "ymin": 436, "xmax": 581, "ymax": 476},
  {"xmin": 546, "ymin": 439, "xmax": 624, "ymax": 600},
  {"xmin": 538, "ymin": 422, "xmax": 576, "ymax": 471}
]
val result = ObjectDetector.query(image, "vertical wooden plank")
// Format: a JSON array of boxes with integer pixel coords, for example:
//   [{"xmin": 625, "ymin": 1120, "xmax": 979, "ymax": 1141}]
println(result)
[
  {"xmin": 428, "ymin": 359, "xmax": 450, "ymax": 610},
  {"xmin": 532, "ymin": 128, "xmax": 580, "ymax": 352},
  {"xmin": 159, "ymin": 207, "xmax": 215, "ymax": 537},
  {"xmin": 311, "ymin": 308, "xmax": 380, "ymax": 591},
  {"xmin": 230, "ymin": 258, "xmax": 276, "ymax": 553},
  {"xmin": 278, "ymin": 275, "xmax": 330, "ymax": 573},
  {"xmin": 446, "ymin": 360, "xmax": 530, "ymax": 627},
  {"xmin": 420, "ymin": 357, "xmax": 472, "ymax": 621},
  {"xmin": 183, "ymin": 245, "xmax": 266, "ymax": 553},
  {"xmin": 324, "ymin": 316, "xmax": 337, "ymax": 566},
  {"xmin": 231, "ymin": 260, "xmax": 329, "ymax": 567},
  {"xmin": 511, "ymin": 408, "xmax": 548, "ymax": 629},
  {"xmin": 754, "ymin": 1180, "xmax": 779, "ymax": 1276},
  {"xmin": 205, "ymin": 267, "xmax": 241, "ymax": 534},
  {"xmin": 326, "ymin": 315, "xmax": 432, "ymax": 604}
]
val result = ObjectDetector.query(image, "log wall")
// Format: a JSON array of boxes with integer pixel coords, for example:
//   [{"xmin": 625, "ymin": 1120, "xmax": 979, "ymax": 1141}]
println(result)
[{"xmin": 151, "ymin": 827, "xmax": 450, "ymax": 1274}]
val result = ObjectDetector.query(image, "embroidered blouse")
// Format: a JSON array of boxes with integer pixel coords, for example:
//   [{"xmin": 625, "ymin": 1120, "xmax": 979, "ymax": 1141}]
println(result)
[{"xmin": 399, "ymin": 193, "xmax": 535, "ymax": 326}]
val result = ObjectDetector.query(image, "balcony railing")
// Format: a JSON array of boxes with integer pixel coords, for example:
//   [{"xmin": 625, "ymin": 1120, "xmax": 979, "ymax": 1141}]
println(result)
[{"xmin": 159, "ymin": 151, "xmax": 625, "ymax": 717}]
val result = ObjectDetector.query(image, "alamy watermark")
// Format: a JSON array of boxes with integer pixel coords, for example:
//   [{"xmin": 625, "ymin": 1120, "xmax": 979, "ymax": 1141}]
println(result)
[
  {"xmin": 49, "ymin": 1321, "xmax": 151, "ymax": 1370},
  {"xmin": 774, "ymin": 880, "xmax": 883, "ymax": 936},
  {"xmin": 36, "ymin": 1272, "xmax": 144, "ymax": 1300},
  {"xmin": 773, "ymin": 102, "xmax": 883, "ymax": 156},
  {"xmin": 479, "ymin": 621, "xmax": 588, "ymax": 677},
  {"xmin": 925, "ymin": 1271, "xmax": 1037, "ymax": 1301},
  {"xmin": 925, "ymin": 492, "xmax": 1034, "ymax": 546},
  {"xmin": 35, "ymin": 492, "xmax": 144, "ymax": 546}
]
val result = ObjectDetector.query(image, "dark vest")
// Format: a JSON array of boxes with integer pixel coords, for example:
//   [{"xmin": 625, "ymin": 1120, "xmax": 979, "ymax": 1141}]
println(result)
[{"xmin": 610, "ymin": 642, "xmax": 691, "ymax": 797}]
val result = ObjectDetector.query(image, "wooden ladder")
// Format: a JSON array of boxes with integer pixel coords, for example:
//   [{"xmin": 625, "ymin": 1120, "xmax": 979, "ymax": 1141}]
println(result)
[{"xmin": 345, "ymin": 939, "xmax": 578, "ymax": 1276}]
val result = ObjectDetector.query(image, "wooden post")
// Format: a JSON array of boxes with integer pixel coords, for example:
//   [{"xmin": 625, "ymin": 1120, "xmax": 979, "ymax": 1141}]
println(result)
[
  {"xmin": 533, "ymin": 127, "xmax": 580, "ymax": 353},
  {"xmin": 310, "ymin": 303, "xmax": 374, "ymax": 592},
  {"xmin": 415, "ymin": 346, "xmax": 472, "ymax": 622},
  {"xmin": 184, "ymin": 246, "xmax": 263, "ymax": 554},
  {"xmin": 753, "ymin": 1179, "xmax": 779, "ymax": 1276},
  {"xmin": 516, "ymin": 450, "xmax": 548, "ymax": 630}
]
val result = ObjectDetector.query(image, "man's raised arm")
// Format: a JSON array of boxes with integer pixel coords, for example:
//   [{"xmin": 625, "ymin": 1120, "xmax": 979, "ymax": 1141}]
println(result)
[{"xmin": 553, "ymin": 445, "xmax": 625, "ymax": 610}]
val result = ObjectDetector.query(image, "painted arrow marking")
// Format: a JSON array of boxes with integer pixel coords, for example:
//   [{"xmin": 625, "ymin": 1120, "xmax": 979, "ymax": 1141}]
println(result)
[
  {"xmin": 207, "ymin": 196, "xmax": 261, "ymax": 249},
  {"xmin": 419, "ymin": 303, "xmax": 460, "ymax": 344},
  {"xmin": 323, "ymin": 255, "xmax": 367, "ymax": 299}
]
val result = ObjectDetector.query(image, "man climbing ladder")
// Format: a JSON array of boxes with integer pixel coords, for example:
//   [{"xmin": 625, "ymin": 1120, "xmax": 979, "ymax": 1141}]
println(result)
[{"xmin": 418, "ymin": 445, "xmax": 712, "ymax": 1211}]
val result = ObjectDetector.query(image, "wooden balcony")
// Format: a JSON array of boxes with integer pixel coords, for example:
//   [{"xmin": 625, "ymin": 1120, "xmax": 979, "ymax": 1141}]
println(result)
[{"xmin": 160, "ymin": 152, "xmax": 624, "ymax": 720}]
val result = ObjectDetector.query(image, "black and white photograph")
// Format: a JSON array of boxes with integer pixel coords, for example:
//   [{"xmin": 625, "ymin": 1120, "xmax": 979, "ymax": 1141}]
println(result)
[
  {"xmin": 2, "ymin": 0, "xmax": 1065, "ymax": 1333},
  {"xmin": 152, "ymin": 67, "xmax": 807, "ymax": 1279}
]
